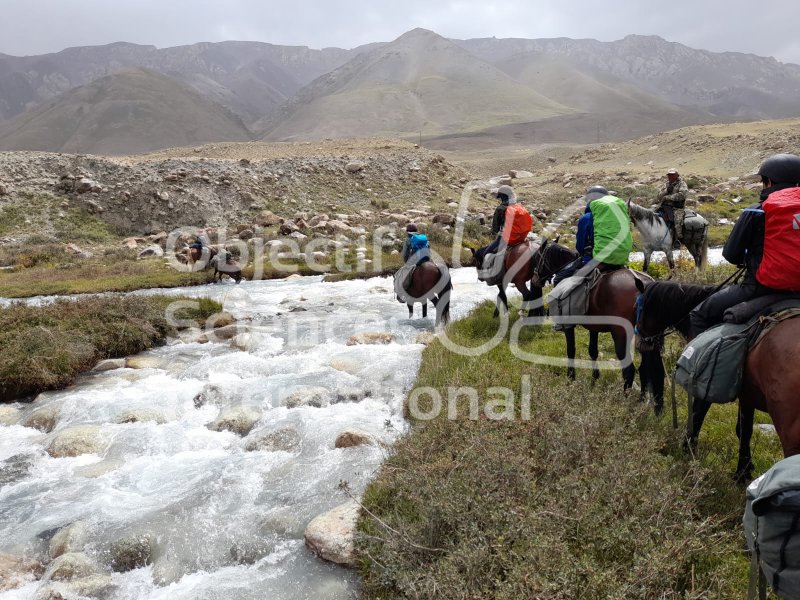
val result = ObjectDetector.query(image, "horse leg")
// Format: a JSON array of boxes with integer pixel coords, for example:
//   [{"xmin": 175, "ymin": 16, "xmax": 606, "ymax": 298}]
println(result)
[
  {"xmin": 494, "ymin": 287, "xmax": 508, "ymax": 318},
  {"xmin": 613, "ymin": 330, "xmax": 635, "ymax": 391},
  {"xmin": 643, "ymin": 250, "xmax": 651, "ymax": 274},
  {"xmin": 639, "ymin": 348, "xmax": 665, "ymax": 415},
  {"xmin": 422, "ymin": 302, "xmax": 428, "ymax": 319},
  {"xmin": 407, "ymin": 303, "xmax": 414, "ymax": 318},
  {"xmin": 735, "ymin": 402, "xmax": 755, "ymax": 483},
  {"xmin": 685, "ymin": 400, "xmax": 712, "ymax": 453},
  {"xmin": 523, "ymin": 284, "xmax": 544, "ymax": 318},
  {"xmin": 588, "ymin": 331, "xmax": 600, "ymax": 380},
  {"xmin": 564, "ymin": 327, "xmax": 576, "ymax": 381},
  {"xmin": 666, "ymin": 249, "xmax": 675, "ymax": 270}
]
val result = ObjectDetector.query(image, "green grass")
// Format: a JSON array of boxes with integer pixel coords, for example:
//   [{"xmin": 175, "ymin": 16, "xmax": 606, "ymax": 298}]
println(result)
[
  {"xmin": 356, "ymin": 264, "xmax": 781, "ymax": 598},
  {"xmin": 0, "ymin": 295, "xmax": 223, "ymax": 401}
]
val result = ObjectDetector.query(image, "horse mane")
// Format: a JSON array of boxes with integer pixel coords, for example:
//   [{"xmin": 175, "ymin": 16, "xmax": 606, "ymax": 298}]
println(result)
[
  {"xmin": 642, "ymin": 281, "xmax": 717, "ymax": 332},
  {"xmin": 627, "ymin": 202, "xmax": 661, "ymax": 227}
]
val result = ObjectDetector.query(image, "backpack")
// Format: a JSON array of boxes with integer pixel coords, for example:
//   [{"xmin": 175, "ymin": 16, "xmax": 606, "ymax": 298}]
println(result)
[
  {"xmin": 744, "ymin": 454, "xmax": 800, "ymax": 599},
  {"xmin": 757, "ymin": 187, "xmax": 800, "ymax": 291},
  {"xmin": 409, "ymin": 234, "xmax": 430, "ymax": 253},
  {"xmin": 477, "ymin": 251, "xmax": 505, "ymax": 286},
  {"xmin": 502, "ymin": 204, "xmax": 533, "ymax": 246},
  {"xmin": 546, "ymin": 270, "xmax": 599, "ymax": 331},
  {"xmin": 674, "ymin": 320, "xmax": 755, "ymax": 404},
  {"xmin": 589, "ymin": 196, "xmax": 633, "ymax": 266}
]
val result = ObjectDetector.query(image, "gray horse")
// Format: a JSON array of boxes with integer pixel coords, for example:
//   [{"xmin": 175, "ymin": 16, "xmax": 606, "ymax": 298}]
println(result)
[{"xmin": 628, "ymin": 202, "xmax": 708, "ymax": 272}]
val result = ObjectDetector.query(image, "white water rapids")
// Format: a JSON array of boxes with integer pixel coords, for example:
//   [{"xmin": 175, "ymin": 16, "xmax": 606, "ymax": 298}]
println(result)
[{"xmin": 0, "ymin": 269, "xmax": 498, "ymax": 600}]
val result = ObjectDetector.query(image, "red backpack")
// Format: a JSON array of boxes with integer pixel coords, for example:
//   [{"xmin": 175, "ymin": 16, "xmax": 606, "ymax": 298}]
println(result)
[
  {"xmin": 756, "ymin": 187, "xmax": 800, "ymax": 291},
  {"xmin": 502, "ymin": 204, "xmax": 533, "ymax": 245}
]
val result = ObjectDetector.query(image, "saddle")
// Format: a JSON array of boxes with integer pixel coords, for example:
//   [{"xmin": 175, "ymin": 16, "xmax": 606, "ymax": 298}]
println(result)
[{"xmin": 724, "ymin": 294, "xmax": 800, "ymax": 324}]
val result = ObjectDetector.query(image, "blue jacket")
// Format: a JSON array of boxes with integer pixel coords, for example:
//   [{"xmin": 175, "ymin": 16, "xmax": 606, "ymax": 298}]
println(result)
[{"xmin": 576, "ymin": 210, "xmax": 594, "ymax": 265}]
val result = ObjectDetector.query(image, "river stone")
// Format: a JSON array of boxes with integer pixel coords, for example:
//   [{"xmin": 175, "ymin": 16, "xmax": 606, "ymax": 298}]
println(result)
[
  {"xmin": 0, "ymin": 552, "xmax": 44, "ymax": 592},
  {"xmin": 125, "ymin": 356, "xmax": 166, "ymax": 370},
  {"xmin": 193, "ymin": 384, "xmax": 225, "ymax": 408},
  {"xmin": 282, "ymin": 387, "xmax": 330, "ymax": 409},
  {"xmin": 47, "ymin": 426, "xmax": 106, "ymax": 458},
  {"xmin": 22, "ymin": 406, "xmax": 60, "ymax": 433},
  {"xmin": 229, "ymin": 539, "xmax": 275, "ymax": 565},
  {"xmin": 329, "ymin": 358, "xmax": 360, "ymax": 375},
  {"xmin": 115, "ymin": 409, "xmax": 167, "ymax": 424},
  {"xmin": 0, "ymin": 454, "xmax": 32, "ymax": 486},
  {"xmin": 110, "ymin": 535, "xmax": 153, "ymax": 572},
  {"xmin": 346, "ymin": 332, "xmax": 395, "ymax": 346},
  {"xmin": 415, "ymin": 332, "xmax": 436, "ymax": 345},
  {"xmin": 0, "ymin": 405, "xmax": 20, "ymax": 426},
  {"xmin": 244, "ymin": 427, "xmax": 302, "ymax": 452},
  {"xmin": 210, "ymin": 324, "xmax": 241, "ymax": 341},
  {"xmin": 212, "ymin": 312, "xmax": 236, "ymax": 328},
  {"xmin": 209, "ymin": 406, "xmax": 263, "ymax": 436},
  {"xmin": 46, "ymin": 552, "xmax": 97, "ymax": 581},
  {"xmin": 304, "ymin": 501, "xmax": 360, "ymax": 566},
  {"xmin": 49, "ymin": 522, "xmax": 89, "ymax": 559},
  {"xmin": 39, "ymin": 575, "xmax": 117, "ymax": 599},
  {"xmin": 74, "ymin": 458, "xmax": 124, "ymax": 479},
  {"xmin": 335, "ymin": 431, "xmax": 375, "ymax": 449},
  {"xmin": 92, "ymin": 359, "xmax": 126, "ymax": 372}
]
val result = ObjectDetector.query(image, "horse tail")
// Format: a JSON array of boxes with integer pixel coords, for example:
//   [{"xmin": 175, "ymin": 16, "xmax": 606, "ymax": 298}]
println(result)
[
  {"xmin": 439, "ymin": 272, "xmax": 452, "ymax": 325},
  {"xmin": 698, "ymin": 225, "xmax": 709, "ymax": 271}
]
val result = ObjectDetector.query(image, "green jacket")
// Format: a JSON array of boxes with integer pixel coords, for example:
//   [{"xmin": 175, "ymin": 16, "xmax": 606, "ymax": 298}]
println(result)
[{"xmin": 589, "ymin": 195, "xmax": 633, "ymax": 266}]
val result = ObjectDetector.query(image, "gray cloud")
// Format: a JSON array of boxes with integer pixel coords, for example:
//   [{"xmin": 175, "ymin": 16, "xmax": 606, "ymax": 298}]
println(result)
[{"xmin": 1, "ymin": 0, "xmax": 798, "ymax": 65}]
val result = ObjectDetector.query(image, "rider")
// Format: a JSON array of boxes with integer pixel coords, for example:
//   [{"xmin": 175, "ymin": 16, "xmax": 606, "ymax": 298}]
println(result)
[
  {"xmin": 587, "ymin": 188, "xmax": 633, "ymax": 270},
  {"xmin": 655, "ymin": 169, "xmax": 688, "ymax": 248},
  {"xmin": 689, "ymin": 153, "xmax": 800, "ymax": 337},
  {"xmin": 553, "ymin": 185, "xmax": 606, "ymax": 285},
  {"xmin": 401, "ymin": 223, "xmax": 431, "ymax": 266},
  {"xmin": 475, "ymin": 185, "xmax": 518, "ymax": 265}
]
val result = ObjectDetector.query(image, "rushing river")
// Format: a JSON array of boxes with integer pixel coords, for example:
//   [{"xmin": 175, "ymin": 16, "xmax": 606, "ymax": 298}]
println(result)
[{"xmin": 0, "ymin": 269, "xmax": 497, "ymax": 600}]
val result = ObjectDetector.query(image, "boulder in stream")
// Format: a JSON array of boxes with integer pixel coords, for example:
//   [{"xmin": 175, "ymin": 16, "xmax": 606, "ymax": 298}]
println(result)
[
  {"xmin": 243, "ymin": 427, "xmax": 302, "ymax": 452},
  {"xmin": 22, "ymin": 406, "xmax": 60, "ymax": 433},
  {"xmin": 47, "ymin": 425, "xmax": 106, "ymax": 458},
  {"xmin": 304, "ymin": 501, "xmax": 360, "ymax": 566},
  {"xmin": 0, "ymin": 406, "xmax": 20, "ymax": 426},
  {"xmin": 346, "ymin": 332, "xmax": 395, "ymax": 346},
  {"xmin": 45, "ymin": 552, "xmax": 97, "ymax": 581},
  {"xmin": 209, "ymin": 406, "xmax": 263, "ymax": 436},
  {"xmin": 49, "ymin": 522, "xmax": 89, "ymax": 559},
  {"xmin": 0, "ymin": 552, "xmax": 44, "ymax": 592},
  {"xmin": 334, "ymin": 431, "xmax": 376, "ymax": 449},
  {"xmin": 110, "ymin": 535, "xmax": 154, "ymax": 572},
  {"xmin": 282, "ymin": 387, "xmax": 330, "ymax": 409}
]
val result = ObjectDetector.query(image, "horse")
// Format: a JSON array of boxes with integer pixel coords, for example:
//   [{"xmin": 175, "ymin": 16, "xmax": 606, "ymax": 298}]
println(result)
[
  {"xmin": 627, "ymin": 202, "xmax": 708, "ymax": 272},
  {"xmin": 470, "ymin": 241, "xmax": 545, "ymax": 318},
  {"xmin": 209, "ymin": 252, "xmax": 243, "ymax": 284},
  {"xmin": 399, "ymin": 261, "xmax": 452, "ymax": 326},
  {"xmin": 186, "ymin": 246, "xmax": 242, "ymax": 284},
  {"xmin": 531, "ymin": 240, "xmax": 656, "ymax": 399},
  {"xmin": 633, "ymin": 279, "xmax": 800, "ymax": 481}
]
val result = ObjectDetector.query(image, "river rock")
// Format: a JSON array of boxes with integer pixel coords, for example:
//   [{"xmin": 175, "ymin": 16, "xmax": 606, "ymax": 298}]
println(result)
[
  {"xmin": 0, "ymin": 405, "xmax": 20, "ymax": 426},
  {"xmin": 209, "ymin": 406, "xmax": 263, "ymax": 436},
  {"xmin": 49, "ymin": 522, "xmax": 89, "ymax": 559},
  {"xmin": 125, "ymin": 356, "xmax": 166, "ymax": 370},
  {"xmin": 39, "ymin": 574, "xmax": 116, "ymax": 599},
  {"xmin": 346, "ymin": 332, "xmax": 395, "ymax": 346},
  {"xmin": 115, "ymin": 409, "xmax": 167, "ymax": 424},
  {"xmin": 210, "ymin": 324, "xmax": 241, "ymax": 341},
  {"xmin": 137, "ymin": 245, "xmax": 164, "ymax": 259},
  {"xmin": 22, "ymin": 407, "xmax": 60, "ymax": 433},
  {"xmin": 92, "ymin": 359, "xmax": 126, "ymax": 372},
  {"xmin": 46, "ymin": 552, "xmax": 97, "ymax": 581},
  {"xmin": 334, "ymin": 431, "xmax": 375, "ymax": 449},
  {"xmin": 193, "ymin": 383, "xmax": 225, "ymax": 408},
  {"xmin": 74, "ymin": 459, "xmax": 123, "ymax": 479},
  {"xmin": 110, "ymin": 535, "xmax": 153, "ymax": 572},
  {"xmin": 0, "ymin": 552, "xmax": 44, "ymax": 592},
  {"xmin": 329, "ymin": 358, "xmax": 360, "ymax": 374},
  {"xmin": 282, "ymin": 387, "xmax": 330, "ymax": 409},
  {"xmin": 47, "ymin": 426, "xmax": 106, "ymax": 458},
  {"xmin": 304, "ymin": 501, "xmax": 360, "ymax": 566},
  {"xmin": 244, "ymin": 427, "xmax": 302, "ymax": 452}
]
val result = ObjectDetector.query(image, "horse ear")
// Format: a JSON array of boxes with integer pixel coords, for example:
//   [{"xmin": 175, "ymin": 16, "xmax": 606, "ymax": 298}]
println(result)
[
  {"xmin": 634, "ymin": 277, "xmax": 646, "ymax": 294},
  {"xmin": 553, "ymin": 235, "xmax": 560, "ymax": 244},
  {"xmin": 468, "ymin": 247, "xmax": 476, "ymax": 256}
]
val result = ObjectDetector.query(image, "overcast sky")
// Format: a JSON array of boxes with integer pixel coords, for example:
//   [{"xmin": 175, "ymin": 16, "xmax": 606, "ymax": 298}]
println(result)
[{"xmin": 2, "ymin": 0, "xmax": 799, "ymax": 65}]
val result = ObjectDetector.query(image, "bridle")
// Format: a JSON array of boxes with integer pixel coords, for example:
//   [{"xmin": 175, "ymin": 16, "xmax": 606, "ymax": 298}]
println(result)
[{"xmin": 531, "ymin": 239, "xmax": 552, "ymax": 287}]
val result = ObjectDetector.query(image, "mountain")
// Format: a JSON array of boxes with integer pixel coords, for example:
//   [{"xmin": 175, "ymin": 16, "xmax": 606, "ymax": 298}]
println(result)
[
  {"xmin": 0, "ymin": 41, "xmax": 368, "ymax": 124},
  {"xmin": 260, "ymin": 29, "xmax": 573, "ymax": 141},
  {"xmin": 0, "ymin": 69, "xmax": 253, "ymax": 154},
  {"xmin": 456, "ymin": 35, "xmax": 800, "ymax": 120}
]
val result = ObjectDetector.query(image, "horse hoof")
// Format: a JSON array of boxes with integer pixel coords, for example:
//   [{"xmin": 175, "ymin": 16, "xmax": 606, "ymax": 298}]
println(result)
[
  {"xmin": 592, "ymin": 370, "xmax": 600, "ymax": 381},
  {"xmin": 654, "ymin": 404, "xmax": 664, "ymax": 417}
]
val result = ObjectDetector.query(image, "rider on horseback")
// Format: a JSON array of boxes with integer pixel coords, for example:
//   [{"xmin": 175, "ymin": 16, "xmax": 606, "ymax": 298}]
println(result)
[
  {"xmin": 401, "ymin": 223, "xmax": 431, "ymax": 266},
  {"xmin": 689, "ymin": 153, "xmax": 800, "ymax": 337},
  {"xmin": 474, "ymin": 185, "xmax": 530, "ymax": 265},
  {"xmin": 553, "ymin": 185, "xmax": 605, "ymax": 284},
  {"xmin": 655, "ymin": 169, "xmax": 688, "ymax": 249}
]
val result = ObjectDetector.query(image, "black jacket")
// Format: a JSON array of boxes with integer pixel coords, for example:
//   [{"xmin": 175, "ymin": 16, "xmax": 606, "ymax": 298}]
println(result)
[{"xmin": 491, "ymin": 204, "xmax": 507, "ymax": 236}]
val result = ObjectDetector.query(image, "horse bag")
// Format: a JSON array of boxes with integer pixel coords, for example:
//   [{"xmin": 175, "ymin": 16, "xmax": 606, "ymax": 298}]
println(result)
[
  {"xmin": 546, "ymin": 272, "xmax": 596, "ymax": 331},
  {"xmin": 757, "ymin": 187, "xmax": 800, "ymax": 291},
  {"xmin": 674, "ymin": 320, "xmax": 754, "ymax": 404},
  {"xmin": 502, "ymin": 204, "xmax": 533, "ymax": 245},
  {"xmin": 744, "ymin": 454, "xmax": 800, "ymax": 599}
]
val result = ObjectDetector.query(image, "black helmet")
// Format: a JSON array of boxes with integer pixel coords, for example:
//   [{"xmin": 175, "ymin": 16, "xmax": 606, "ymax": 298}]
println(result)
[
  {"xmin": 406, "ymin": 223, "xmax": 418, "ymax": 233},
  {"xmin": 586, "ymin": 185, "xmax": 608, "ymax": 196},
  {"xmin": 758, "ymin": 153, "xmax": 800, "ymax": 185}
]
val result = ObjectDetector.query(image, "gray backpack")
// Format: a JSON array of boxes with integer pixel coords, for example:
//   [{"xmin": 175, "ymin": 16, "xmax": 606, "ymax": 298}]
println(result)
[
  {"xmin": 477, "ymin": 251, "xmax": 505, "ymax": 286},
  {"xmin": 546, "ymin": 272, "xmax": 594, "ymax": 331},
  {"xmin": 674, "ymin": 320, "xmax": 755, "ymax": 404},
  {"xmin": 744, "ymin": 455, "xmax": 800, "ymax": 599}
]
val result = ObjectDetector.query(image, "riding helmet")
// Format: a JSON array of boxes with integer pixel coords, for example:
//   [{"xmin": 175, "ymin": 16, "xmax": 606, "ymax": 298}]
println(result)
[
  {"xmin": 496, "ymin": 184, "xmax": 516, "ymax": 202},
  {"xmin": 584, "ymin": 185, "xmax": 608, "ymax": 204},
  {"xmin": 758, "ymin": 153, "xmax": 800, "ymax": 185},
  {"xmin": 406, "ymin": 223, "xmax": 419, "ymax": 233}
]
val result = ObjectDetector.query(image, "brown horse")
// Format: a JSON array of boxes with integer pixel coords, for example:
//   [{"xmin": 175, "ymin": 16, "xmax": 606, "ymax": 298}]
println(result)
[
  {"xmin": 634, "ymin": 279, "xmax": 800, "ymax": 481},
  {"xmin": 531, "ymin": 241, "xmax": 655, "ymax": 397},
  {"xmin": 186, "ymin": 246, "xmax": 242, "ymax": 283},
  {"xmin": 400, "ymin": 261, "xmax": 452, "ymax": 326},
  {"xmin": 470, "ymin": 241, "xmax": 544, "ymax": 318}
]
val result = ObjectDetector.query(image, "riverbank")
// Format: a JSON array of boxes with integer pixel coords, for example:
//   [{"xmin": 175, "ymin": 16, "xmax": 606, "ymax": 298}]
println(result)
[
  {"xmin": 0, "ymin": 295, "xmax": 222, "ymax": 402},
  {"xmin": 356, "ymin": 267, "xmax": 781, "ymax": 598}
]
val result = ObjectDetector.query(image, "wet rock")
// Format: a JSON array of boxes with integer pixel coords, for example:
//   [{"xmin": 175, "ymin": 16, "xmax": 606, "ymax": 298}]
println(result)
[
  {"xmin": 125, "ymin": 356, "xmax": 166, "ymax": 370},
  {"xmin": 209, "ymin": 406, "xmax": 263, "ymax": 436},
  {"xmin": 329, "ymin": 358, "xmax": 360, "ymax": 374},
  {"xmin": 0, "ymin": 552, "xmax": 44, "ymax": 592},
  {"xmin": 346, "ymin": 332, "xmax": 395, "ymax": 346},
  {"xmin": 22, "ymin": 407, "xmax": 60, "ymax": 433},
  {"xmin": 193, "ymin": 383, "xmax": 225, "ymax": 408},
  {"xmin": 46, "ymin": 552, "xmax": 97, "ymax": 581},
  {"xmin": 49, "ymin": 522, "xmax": 88, "ymax": 559},
  {"xmin": 212, "ymin": 312, "xmax": 236, "ymax": 328},
  {"xmin": 282, "ymin": 387, "xmax": 330, "ymax": 409},
  {"xmin": 47, "ymin": 425, "xmax": 106, "ymax": 458},
  {"xmin": 229, "ymin": 540, "xmax": 275, "ymax": 565},
  {"xmin": 110, "ymin": 535, "xmax": 153, "ymax": 572},
  {"xmin": 210, "ymin": 323, "xmax": 242, "ymax": 341},
  {"xmin": 0, "ymin": 454, "xmax": 32, "ymax": 485},
  {"xmin": 0, "ymin": 405, "xmax": 20, "ymax": 426},
  {"xmin": 334, "ymin": 431, "xmax": 375, "ymax": 449},
  {"xmin": 304, "ymin": 501, "xmax": 360, "ymax": 566},
  {"xmin": 244, "ymin": 427, "xmax": 302, "ymax": 452},
  {"xmin": 136, "ymin": 245, "xmax": 164, "ymax": 259},
  {"xmin": 115, "ymin": 409, "xmax": 167, "ymax": 424},
  {"xmin": 40, "ymin": 575, "xmax": 116, "ymax": 599},
  {"xmin": 92, "ymin": 358, "xmax": 126, "ymax": 372},
  {"xmin": 73, "ymin": 459, "xmax": 123, "ymax": 479}
]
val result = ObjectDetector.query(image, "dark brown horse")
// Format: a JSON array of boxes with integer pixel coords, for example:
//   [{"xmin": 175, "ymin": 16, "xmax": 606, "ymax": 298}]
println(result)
[
  {"xmin": 401, "ymin": 261, "xmax": 452, "ymax": 326},
  {"xmin": 186, "ymin": 246, "xmax": 242, "ymax": 283},
  {"xmin": 470, "ymin": 241, "xmax": 544, "ymax": 318},
  {"xmin": 531, "ymin": 241, "xmax": 655, "ymax": 397},
  {"xmin": 634, "ymin": 279, "xmax": 800, "ymax": 481}
]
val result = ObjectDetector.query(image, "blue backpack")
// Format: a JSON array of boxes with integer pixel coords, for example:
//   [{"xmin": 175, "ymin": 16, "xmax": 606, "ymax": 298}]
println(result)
[{"xmin": 409, "ymin": 234, "xmax": 430, "ymax": 252}]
